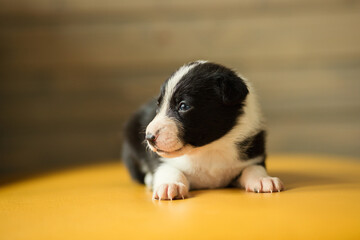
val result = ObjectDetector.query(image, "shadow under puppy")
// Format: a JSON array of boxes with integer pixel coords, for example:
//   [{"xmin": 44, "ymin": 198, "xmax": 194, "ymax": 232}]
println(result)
[{"xmin": 122, "ymin": 60, "xmax": 284, "ymax": 200}]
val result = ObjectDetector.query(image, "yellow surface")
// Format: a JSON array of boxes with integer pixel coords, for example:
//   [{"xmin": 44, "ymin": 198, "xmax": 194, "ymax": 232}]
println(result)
[{"xmin": 1, "ymin": 155, "xmax": 360, "ymax": 240}]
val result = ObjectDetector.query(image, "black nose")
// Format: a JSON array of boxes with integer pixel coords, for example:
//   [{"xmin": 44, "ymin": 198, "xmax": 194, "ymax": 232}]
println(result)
[{"xmin": 145, "ymin": 133, "xmax": 156, "ymax": 145}]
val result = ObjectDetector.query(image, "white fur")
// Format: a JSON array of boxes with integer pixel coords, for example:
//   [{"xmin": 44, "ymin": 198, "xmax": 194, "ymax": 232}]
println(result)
[
  {"xmin": 159, "ymin": 62, "xmax": 202, "ymax": 117},
  {"xmin": 239, "ymin": 165, "xmax": 284, "ymax": 193},
  {"xmin": 152, "ymin": 164, "xmax": 189, "ymax": 200},
  {"xmin": 144, "ymin": 173, "xmax": 153, "ymax": 189}
]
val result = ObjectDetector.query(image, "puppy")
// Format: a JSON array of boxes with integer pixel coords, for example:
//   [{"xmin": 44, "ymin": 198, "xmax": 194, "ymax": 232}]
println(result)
[{"xmin": 122, "ymin": 60, "xmax": 284, "ymax": 200}]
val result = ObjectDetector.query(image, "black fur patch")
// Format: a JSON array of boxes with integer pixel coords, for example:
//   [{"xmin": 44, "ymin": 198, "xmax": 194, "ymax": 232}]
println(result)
[
  {"xmin": 121, "ymin": 99, "xmax": 160, "ymax": 183},
  {"xmin": 164, "ymin": 62, "xmax": 249, "ymax": 147},
  {"xmin": 229, "ymin": 131, "xmax": 267, "ymax": 187},
  {"xmin": 236, "ymin": 130, "xmax": 266, "ymax": 160}
]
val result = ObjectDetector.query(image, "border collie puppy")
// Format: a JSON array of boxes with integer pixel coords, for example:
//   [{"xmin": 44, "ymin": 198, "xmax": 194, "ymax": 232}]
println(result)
[{"xmin": 122, "ymin": 60, "xmax": 284, "ymax": 200}]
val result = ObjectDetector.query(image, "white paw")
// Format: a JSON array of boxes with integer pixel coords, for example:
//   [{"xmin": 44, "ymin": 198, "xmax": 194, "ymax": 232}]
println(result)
[
  {"xmin": 152, "ymin": 183, "xmax": 188, "ymax": 200},
  {"xmin": 245, "ymin": 177, "xmax": 284, "ymax": 193}
]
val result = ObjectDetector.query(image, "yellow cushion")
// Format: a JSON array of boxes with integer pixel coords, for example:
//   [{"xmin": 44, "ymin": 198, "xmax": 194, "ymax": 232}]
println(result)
[{"xmin": 0, "ymin": 155, "xmax": 359, "ymax": 239}]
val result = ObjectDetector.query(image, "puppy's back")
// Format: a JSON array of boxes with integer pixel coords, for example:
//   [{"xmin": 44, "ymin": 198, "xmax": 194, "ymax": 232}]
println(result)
[{"xmin": 122, "ymin": 99, "xmax": 160, "ymax": 183}]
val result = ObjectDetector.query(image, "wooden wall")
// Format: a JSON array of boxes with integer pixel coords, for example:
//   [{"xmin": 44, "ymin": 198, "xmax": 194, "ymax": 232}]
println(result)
[{"xmin": 1, "ymin": 0, "xmax": 360, "ymax": 182}]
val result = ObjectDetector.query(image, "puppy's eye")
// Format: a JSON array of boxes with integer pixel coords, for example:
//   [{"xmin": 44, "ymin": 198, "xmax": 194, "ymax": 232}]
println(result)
[{"xmin": 178, "ymin": 102, "xmax": 191, "ymax": 112}]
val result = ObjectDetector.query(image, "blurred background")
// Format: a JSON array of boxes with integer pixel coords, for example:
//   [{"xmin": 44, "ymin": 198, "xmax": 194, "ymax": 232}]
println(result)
[{"xmin": 0, "ymin": 0, "xmax": 359, "ymax": 184}]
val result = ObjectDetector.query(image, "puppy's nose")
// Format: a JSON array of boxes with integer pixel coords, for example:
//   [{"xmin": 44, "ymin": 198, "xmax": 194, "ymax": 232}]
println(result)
[{"xmin": 145, "ymin": 133, "xmax": 157, "ymax": 146}]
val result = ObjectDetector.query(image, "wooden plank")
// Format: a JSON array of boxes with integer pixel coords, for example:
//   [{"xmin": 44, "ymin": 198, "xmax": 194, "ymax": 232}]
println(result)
[
  {"xmin": 0, "ymin": 0, "xmax": 358, "ymax": 20},
  {"xmin": 0, "ymin": 74, "xmax": 162, "ymax": 134},
  {"xmin": 1, "ymin": 64, "xmax": 359, "ymax": 116},
  {"xmin": 249, "ymin": 68, "xmax": 360, "ymax": 113},
  {"xmin": 267, "ymin": 121, "xmax": 360, "ymax": 157},
  {"xmin": 1, "ymin": 10, "xmax": 359, "ymax": 71},
  {"xmin": 0, "ymin": 131, "xmax": 122, "ymax": 170},
  {"xmin": 0, "ymin": 72, "xmax": 166, "ymax": 97}
]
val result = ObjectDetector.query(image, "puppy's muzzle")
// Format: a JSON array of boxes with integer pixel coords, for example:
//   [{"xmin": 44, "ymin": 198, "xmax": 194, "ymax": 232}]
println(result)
[
  {"xmin": 145, "ymin": 133, "xmax": 157, "ymax": 147},
  {"xmin": 145, "ymin": 114, "xmax": 185, "ymax": 154}
]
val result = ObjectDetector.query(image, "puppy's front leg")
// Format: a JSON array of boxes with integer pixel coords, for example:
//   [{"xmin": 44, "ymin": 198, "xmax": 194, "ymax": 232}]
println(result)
[
  {"xmin": 239, "ymin": 164, "xmax": 284, "ymax": 193},
  {"xmin": 152, "ymin": 164, "xmax": 189, "ymax": 200}
]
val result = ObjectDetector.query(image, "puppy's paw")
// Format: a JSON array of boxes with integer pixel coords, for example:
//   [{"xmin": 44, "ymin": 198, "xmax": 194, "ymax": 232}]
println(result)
[
  {"xmin": 152, "ymin": 183, "xmax": 188, "ymax": 200},
  {"xmin": 245, "ymin": 177, "xmax": 284, "ymax": 193}
]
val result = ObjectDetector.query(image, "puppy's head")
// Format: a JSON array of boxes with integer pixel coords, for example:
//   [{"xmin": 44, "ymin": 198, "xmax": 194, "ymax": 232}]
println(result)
[{"xmin": 146, "ymin": 61, "xmax": 249, "ymax": 158}]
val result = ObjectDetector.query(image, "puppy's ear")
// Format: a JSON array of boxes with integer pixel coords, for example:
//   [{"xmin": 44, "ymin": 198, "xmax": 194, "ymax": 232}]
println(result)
[{"xmin": 217, "ymin": 74, "xmax": 249, "ymax": 106}]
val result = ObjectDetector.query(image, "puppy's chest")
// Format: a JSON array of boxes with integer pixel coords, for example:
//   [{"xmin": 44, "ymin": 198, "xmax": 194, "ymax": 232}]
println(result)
[{"xmin": 167, "ymin": 152, "xmax": 246, "ymax": 189}]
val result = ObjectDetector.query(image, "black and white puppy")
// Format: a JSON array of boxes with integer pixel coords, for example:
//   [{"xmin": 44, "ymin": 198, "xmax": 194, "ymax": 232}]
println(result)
[{"xmin": 122, "ymin": 60, "xmax": 284, "ymax": 200}]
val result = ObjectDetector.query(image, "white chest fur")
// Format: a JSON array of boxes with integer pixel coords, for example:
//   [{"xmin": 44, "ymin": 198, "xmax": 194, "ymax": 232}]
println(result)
[{"xmin": 162, "ymin": 143, "xmax": 262, "ymax": 189}]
